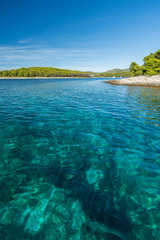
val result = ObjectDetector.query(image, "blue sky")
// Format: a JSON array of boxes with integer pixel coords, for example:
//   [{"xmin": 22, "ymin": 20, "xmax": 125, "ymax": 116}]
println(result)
[{"xmin": 1, "ymin": 0, "xmax": 160, "ymax": 72}]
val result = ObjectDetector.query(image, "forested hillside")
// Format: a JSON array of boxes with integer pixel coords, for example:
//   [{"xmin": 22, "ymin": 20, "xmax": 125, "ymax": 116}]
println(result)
[
  {"xmin": 97, "ymin": 70, "xmax": 132, "ymax": 78},
  {"xmin": 0, "ymin": 67, "xmax": 90, "ymax": 78}
]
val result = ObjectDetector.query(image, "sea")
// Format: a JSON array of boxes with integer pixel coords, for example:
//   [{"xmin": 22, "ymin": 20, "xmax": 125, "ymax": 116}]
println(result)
[{"xmin": 0, "ymin": 78, "xmax": 160, "ymax": 240}]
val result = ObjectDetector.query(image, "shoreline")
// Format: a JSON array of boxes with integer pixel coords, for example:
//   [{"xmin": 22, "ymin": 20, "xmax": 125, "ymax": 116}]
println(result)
[
  {"xmin": 0, "ymin": 77, "xmax": 90, "ymax": 79},
  {"xmin": 105, "ymin": 75, "xmax": 160, "ymax": 88}
]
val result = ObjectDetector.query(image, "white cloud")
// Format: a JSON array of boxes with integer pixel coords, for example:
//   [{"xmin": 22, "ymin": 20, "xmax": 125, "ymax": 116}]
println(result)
[{"xmin": 0, "ymin": 44, "xmax": 101, "ymax": 63}]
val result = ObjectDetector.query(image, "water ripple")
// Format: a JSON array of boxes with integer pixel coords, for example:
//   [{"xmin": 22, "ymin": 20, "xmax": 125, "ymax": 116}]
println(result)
[{"xmin": 0, "ymin": 78, "xmax": 160, "ymax": 240}]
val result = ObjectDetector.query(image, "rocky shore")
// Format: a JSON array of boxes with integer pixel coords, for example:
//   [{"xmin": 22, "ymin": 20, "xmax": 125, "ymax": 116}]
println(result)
[{"xmin": 106, "ymin": 75, "xmax": 160, "ymax": 88}]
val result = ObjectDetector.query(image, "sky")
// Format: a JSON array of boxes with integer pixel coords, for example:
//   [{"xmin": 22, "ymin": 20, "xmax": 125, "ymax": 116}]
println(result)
[{"xmin": 0, "ymin": 0, "xmax": 160, "ymax": 72}]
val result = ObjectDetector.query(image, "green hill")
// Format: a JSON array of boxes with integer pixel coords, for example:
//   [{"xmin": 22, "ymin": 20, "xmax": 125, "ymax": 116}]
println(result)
[
  {"xmin": 104, "ymin": 68, "xmax": 130, "ymax": 73},
  {"xmin": 0, "ymin": 67, "xmax": 90, "ymax": 78},
  {"xmin": 96, "ymin": 69, "xmax": 131, "ymax": 78}
]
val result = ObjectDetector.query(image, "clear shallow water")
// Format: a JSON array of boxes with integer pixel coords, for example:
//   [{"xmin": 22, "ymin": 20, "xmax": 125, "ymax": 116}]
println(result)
[{"xmin": 0, "ymin": 78, "xmax": 160, "ymax": 240}]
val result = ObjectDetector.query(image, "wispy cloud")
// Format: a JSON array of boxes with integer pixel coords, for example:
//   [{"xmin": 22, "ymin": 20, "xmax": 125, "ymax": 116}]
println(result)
[
  {"xmin": 18, "ymin": 38, "xmax": 35, "ymax": 44},
  {"xmin": 0, "ymin": 44, "xmax": 102, "ymax": 70},
  {"xmin": 18, "ymin": 40, "xmax": 31, "ymax": 44},
  {"xmin": 0, "ymin": 41, "xmax": 128, "ymax": 72},
  {"xmin": 69, "ymin": 50, "xmax": 100, "ymax": 53}
]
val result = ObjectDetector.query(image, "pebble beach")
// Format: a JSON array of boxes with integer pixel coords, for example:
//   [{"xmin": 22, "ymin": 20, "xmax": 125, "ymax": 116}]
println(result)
[{"xmin": 106, "ymin": 75, "xmax": 160, "ymax": 88}]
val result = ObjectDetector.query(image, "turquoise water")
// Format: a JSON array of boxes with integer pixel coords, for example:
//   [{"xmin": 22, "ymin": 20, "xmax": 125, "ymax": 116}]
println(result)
[{"xmin": 0, "ymin": 78, "xmax": 160, "ymax": 240}]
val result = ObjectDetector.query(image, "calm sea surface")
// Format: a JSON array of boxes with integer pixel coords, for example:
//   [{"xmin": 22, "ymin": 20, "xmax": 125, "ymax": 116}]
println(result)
[{"xmin": 0, "ymin": 78, "xmax": 160, "ymax": 240}]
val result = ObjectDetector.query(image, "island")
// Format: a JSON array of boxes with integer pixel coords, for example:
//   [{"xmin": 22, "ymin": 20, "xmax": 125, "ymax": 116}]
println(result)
[{"xmin": 0, "ymin": 67, "xmax": 90, "ymax": 78}]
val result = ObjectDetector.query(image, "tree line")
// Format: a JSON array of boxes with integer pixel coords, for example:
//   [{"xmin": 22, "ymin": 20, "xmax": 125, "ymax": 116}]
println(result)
[
  {"xmin": 96, "ymin": 71, "xmax": 132, "ymax": 78},
  {"xmin": 100, "ymin": 49, "xmax": 160, "ymax": 78},
  {"xmin": 130, "ymin": 49, "xmax": 160, "ymax": 76},
  {"xmin": 0, "ymin": 67, "xmax": 90, "ymax": 78}
]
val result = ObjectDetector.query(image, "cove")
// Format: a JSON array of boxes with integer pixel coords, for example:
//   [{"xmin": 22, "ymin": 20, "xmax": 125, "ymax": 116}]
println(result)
[{"xmin": 0, "ymin": 78, "xmax": 160, "ymax": 240}]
